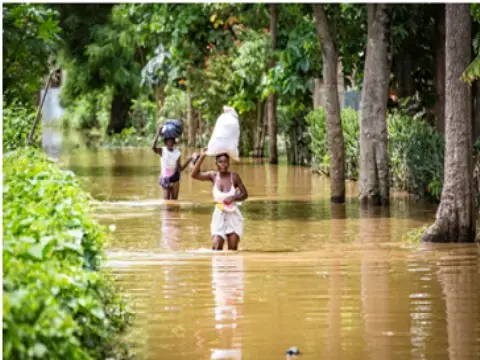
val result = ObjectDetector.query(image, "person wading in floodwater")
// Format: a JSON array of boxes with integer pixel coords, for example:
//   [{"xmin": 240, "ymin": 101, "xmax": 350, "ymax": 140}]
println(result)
[
  {"xmin": 191, "ymin": 148, "xmax": 248, "ymax": 251},
  {"xmin": 152, "ymin": 125, "xmax": 195, "ymax": 200}
]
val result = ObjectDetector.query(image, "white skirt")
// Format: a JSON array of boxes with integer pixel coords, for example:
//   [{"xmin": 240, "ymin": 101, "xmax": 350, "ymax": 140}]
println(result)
[{"xmin": 211, "ymin": 207, "xmax": 244, "ymax": 240}]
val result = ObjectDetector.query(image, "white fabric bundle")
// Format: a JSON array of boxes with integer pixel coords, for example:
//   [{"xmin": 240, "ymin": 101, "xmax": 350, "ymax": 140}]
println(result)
[{"xmin": 206, "ymin": 106, "xmax": 240, "ymax": 161}]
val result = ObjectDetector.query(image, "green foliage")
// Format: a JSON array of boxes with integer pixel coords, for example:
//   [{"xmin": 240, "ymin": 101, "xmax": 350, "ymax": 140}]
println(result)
[
  {"xmin": 461, "ymin": 3, "xmax": 480, "ymax": 85},
  {"xmin": 306, "ymin": 108, "xmax": 359, "ymax": 179},
  {"xmin": 159, "ymin": 85, "xmax": 188, "ymax": 121},
  {"xmin": 102, "ymin": 127, "xmax": 151, "ymax": 148},
  {"xmin": 388, "ymin": 110, "xmax": 445, "ymax": 200},
  {"xmin": 3, "ymin": 103, "xmax": 36, "ymax": 153},
  {"xmin": 280, "ymin": 102, "xmax": 312, "ymax": 165},
  {"xmin": 3, "ymin": 149, "xmax": 132, "ymax": 359},
  {"xmin": 307, "ymin": 108, "xmax": 445, "ymax": 200},
  {"xmin": 130, "ymin": 95, "xmax": 157, "ymax": 134},
  {"xmin": 402, "ymin": 225, "xmax": 429, "ymax": 246},
  {"xmin": 60, "ymin": 88, "xmax": 113, "ymax": 132},
  {"xmin": 195, "ymin": 52, "xmax": 235, "ymax": 125},
  {"xmin": 59, "ymin": 4, "xmax": 142, "ymax": 104},
  {"xmin": 3, "ymin": 4, "xmax": 61, "ymax": 105},
  {"xmin": 230, "ymin": 27, "xmax": 270, "ymax": 113}
]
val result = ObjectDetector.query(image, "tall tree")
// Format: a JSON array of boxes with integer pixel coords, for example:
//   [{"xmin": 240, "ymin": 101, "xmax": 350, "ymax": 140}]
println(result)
[
  {"xmin": 57, "ymin": 4, "xmax": 141, "ymax": 134},
  {"xmin": 359, "ymin": 4, "xmax": 392, "ymax": 205},
  {"xmin": 313, "ymin": 4, "xmax": 345, "ymax": 203},
  {"xmin": 422, "ymin": 4, "xmax": 476, "ymax": 243},
  {"xmin": 267, "ymin": 4, "xmax": 278, "ymax": 164}
]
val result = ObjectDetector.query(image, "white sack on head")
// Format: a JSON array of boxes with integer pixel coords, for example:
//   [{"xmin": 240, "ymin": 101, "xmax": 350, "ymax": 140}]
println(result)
[
  {"xmin": 223, "ymin": 106, "xmax": 239, "ymax": 119},
  {"xmin": 206, "ymin": 109, "xmax": 240, "ymax": 161}
]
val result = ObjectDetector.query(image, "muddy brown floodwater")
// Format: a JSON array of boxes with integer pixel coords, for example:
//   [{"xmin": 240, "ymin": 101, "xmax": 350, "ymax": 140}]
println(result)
[{"xmin": 61, "ymin": 148, "xmax": 480, "ymax": 360}]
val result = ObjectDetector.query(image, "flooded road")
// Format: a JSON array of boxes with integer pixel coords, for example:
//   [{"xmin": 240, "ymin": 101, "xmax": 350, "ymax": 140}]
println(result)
[{"xmin": 61, "ymin": 148, "xmax": 480, "ymax": 360}]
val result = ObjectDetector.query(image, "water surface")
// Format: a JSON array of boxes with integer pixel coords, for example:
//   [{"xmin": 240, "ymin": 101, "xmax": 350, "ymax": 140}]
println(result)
[{"xmin": 61, "ymin": 148, "xmax": 480, "ymax": 360}]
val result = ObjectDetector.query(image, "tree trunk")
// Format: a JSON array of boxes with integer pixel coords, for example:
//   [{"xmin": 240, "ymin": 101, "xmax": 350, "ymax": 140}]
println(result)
[
  {"xmin": 473, "ymin": 81, "xmax": 480, "ymax": 142},
  {"xmin": 435, "ymin": 4, "xmax": 446, "ymax": 135},
  {"xmin": 186, "ymin": 89, "xmax": 195, "ymax": 147},
  {"xmin": 259, "ymin": 102, "xmax": 268, "ymax": 158},
  {"xmin": 313, "ymin": 4, "xmax": 345, "ymax": 203},
  {"xmin": 359, "ymin": 4, "xmax": 391, "ymax": 206},
  {"xmin": 254, "ymin": 100, "xmax": 263, "ymax": 157},
  {"xmin": 422, "ymin": 4, "xmax": 475, "ymax": 243},
  {"xmin": 267, "ymin": 4, "xmax": 278, "ymax": 164},
  {"xmin": 107, "ymin": 92, "xmax": 131, "ymax": 134}
]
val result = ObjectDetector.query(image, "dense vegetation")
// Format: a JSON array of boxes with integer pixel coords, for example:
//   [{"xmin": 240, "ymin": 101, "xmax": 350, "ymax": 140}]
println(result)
[
  {"xmin": 3, "ymin": 149, "xmax": 132, "ymax": 359},
  {"xmin": 306, "ymin": 108, "xmax": 446, "ymax": 201}
]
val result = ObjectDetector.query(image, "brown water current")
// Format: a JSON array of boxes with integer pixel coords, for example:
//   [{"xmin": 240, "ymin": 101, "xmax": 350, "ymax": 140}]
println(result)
[{"xmin": 61, "ymin": 148, "xmax": 480, "ymax": 360}]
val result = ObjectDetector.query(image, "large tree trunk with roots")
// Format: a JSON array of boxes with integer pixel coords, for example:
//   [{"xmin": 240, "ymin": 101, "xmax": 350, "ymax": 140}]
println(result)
[
  {"xmin": 313, "ymin": 4, "xmax": 345, "ymax": 203},
  {"xmin": 422, "ymin": 4, "xmax": 475, "ymax": 243},
  {"xmin": 267, "ymin": 4, "xmax": 278, "ymax": 164},
  {"xmin": 435, "ymin": 4, "xmax": 446, "ymax": 135},
  {"xmin": 108, "ymin": 92, "xmax": 132, "ymax": 134},
  {"xmin": 359, "ymin": 4, "xmax": 392, "ymax": 206},
  {"xmin": 186, "ymin": 89, "xmax": 195, "ymax": 147}
]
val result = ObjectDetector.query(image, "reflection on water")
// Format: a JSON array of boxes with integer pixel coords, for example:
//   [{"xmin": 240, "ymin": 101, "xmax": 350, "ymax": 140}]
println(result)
[
  {"xmin": 211, "ymin": 255, "xmax": 244, "ymax": 359},
  {"xmin": 60, "ymin": 148, "xmax": 480, "ymax": 360}
]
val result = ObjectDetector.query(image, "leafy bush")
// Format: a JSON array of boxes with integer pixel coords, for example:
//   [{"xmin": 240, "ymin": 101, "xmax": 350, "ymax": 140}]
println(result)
[
  {"xmin": 388, "ymin": 111, "xmax": 444, "ymax": 200},
  {"xmin": 306, "ymin": 107, "xmax": 359, "ymax": 179},
  {"xmin": 3, "ymin": 149, "xmax": 132, "ymax": 359},
  {"xmin": 3, "ymin": 102, "xmax": 36, "ymax": 153}
]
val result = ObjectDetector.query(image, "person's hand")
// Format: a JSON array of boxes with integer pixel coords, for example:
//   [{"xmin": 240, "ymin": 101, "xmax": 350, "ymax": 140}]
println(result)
[
  {"xmin": 223, "ymin": 196, "xmax": 234, "ymax": 205},
  {"xmin": 200, "ymin": 147, "xmax": 208, "ymax": 157}
]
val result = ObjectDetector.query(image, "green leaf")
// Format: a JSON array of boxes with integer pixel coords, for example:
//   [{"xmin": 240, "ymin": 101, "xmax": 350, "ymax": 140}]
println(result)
[
  {"xmin": 28, "ymin": 243, "xmax": 44, "ymax": 260},
  {"xmin": 32, "ymin": 343, "xmax": 47, "ymax": 358}
]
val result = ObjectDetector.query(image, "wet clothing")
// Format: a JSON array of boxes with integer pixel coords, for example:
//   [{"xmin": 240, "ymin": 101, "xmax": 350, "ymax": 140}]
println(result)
[
  {"xmin": 159, "ymin": 147, "xmax": 181, "ymax": 189},
  {"xmin": 211, "ymin": 172, "xmax": 244, "ymax": 240}
]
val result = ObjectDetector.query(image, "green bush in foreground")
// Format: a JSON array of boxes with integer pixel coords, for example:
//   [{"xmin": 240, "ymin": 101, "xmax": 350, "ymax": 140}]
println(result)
[{"xmin": 3, "ymin": 149, "xmax": 132, "ymax": 359}]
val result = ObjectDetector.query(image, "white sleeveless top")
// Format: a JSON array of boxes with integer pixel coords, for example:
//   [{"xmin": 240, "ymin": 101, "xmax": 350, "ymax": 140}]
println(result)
[
  {"xmin": 160, "ymin": 147, "xmax": 181, "ymax": 177},
  {"xmin": 213, "ymin": 172, "xmax": 236, "ymax": 203}
]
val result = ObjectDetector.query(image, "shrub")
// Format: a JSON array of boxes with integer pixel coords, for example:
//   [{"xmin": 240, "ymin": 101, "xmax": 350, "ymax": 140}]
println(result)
[
  {"xmin": 3, "ymin": 149, "xmax": 132, "ymax": 359},
  {"xmin": 3, "ymin": 102, "xmax": 36, "ymax": 153},
  {"xmin": 306, "ymin": 107, "xmax": 359, "ymax": 179},
  {"xmin": 388, "ymin": 110, "xmax": 444, "ymax": 200}
]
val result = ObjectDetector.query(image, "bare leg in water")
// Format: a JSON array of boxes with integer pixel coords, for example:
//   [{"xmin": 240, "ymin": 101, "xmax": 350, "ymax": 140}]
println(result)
[
  {"xmin": 171, "ymin": 181, "xmax": 180, "ymax": 200},
  {"xmin": 212, "ymin": 236, "xmax": 224, "ymax": 251},
  {"xmin": 227, "ymin": 233, "xmax": 239, "ymax": 251},
  {"xmin": 163, "ymin": 187, "xmax": 171, "ymax": 200}
]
